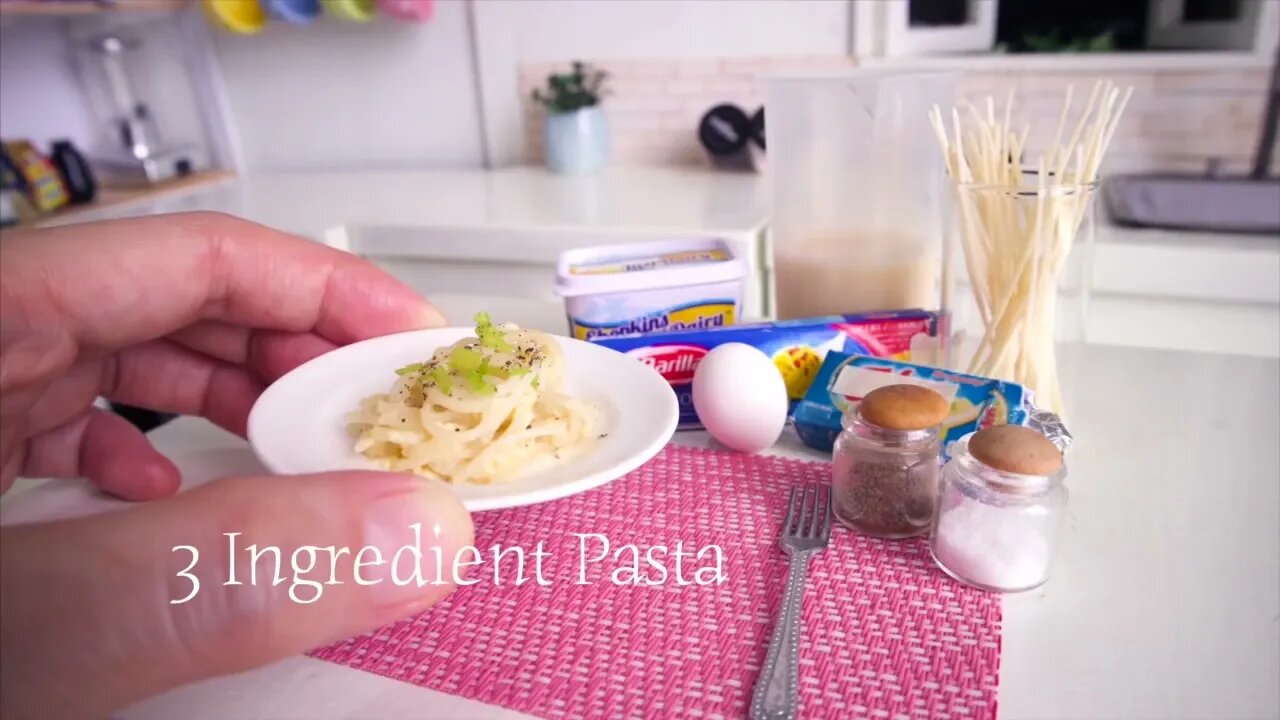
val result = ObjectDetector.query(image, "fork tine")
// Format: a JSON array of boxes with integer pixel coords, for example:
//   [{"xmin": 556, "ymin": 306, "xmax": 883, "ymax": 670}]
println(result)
[
  {"xmin": 809, "ymin": 484, "xmax": 824, "ymax": 538},
  {"xmin": 783, "ymin": 486, "xmax": 801, "ymax": 537},
  {"xmin": 804, "ymin": 484, "xmax": 819, "ymax": 538},
  {"xmin": 801, "ymin": 484, "xmax": 816, "ymax": 538},
  {"xmin": 819, "ymin": 485, "xmax": 833, "ymax": 541}
]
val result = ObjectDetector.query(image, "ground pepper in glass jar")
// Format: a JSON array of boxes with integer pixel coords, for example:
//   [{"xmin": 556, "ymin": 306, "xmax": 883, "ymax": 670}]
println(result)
[{"xmin": 831, "ymin": 384, "xmax": 949, "ymax": 538}]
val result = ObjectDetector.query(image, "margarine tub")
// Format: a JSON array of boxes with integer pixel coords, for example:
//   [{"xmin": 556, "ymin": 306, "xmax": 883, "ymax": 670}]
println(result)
[{"xmin": 555, "ymin": 239, "xmax": 747, "ymax": 341}]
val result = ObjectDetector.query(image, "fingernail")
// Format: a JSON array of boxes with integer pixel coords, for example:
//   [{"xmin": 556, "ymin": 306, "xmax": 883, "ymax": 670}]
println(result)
[
  {"xmin": 418, "ymin": 303, "xmax": 448, "ymax": 328},
  {"xmin": 363, "ymin": 478, "xmax": 473, "ymax": 606}
]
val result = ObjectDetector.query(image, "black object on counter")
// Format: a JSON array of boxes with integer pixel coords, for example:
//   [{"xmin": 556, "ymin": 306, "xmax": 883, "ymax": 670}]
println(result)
[
  {"xmin": 50, "ymin": 139, "xmax": 96, "ymax": 204},
  {"xmin": 699, "ymin": 103, "xmax": 765, "ymax": 172},
  {"xmin": 750, "ymin": 107, "xmax": 765, "ymax": 150},
  {"xmin": 698, "ymin": 104, "xmax": 752, "ymax": 157}
]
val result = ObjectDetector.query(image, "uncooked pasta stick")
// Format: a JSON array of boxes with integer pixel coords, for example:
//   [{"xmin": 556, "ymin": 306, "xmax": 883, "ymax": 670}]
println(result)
[{"xmin": 930, "ymin": 80, "xmax": 1132, "ymax": 414}]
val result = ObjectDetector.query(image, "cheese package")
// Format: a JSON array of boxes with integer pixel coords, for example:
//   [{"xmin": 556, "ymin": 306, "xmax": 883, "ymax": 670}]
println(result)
[
  {"xmin": 555, "ymin": 239, "xmax": 747, "ymax": 342},
  {"xmin": 589, "ymin": 310, "xmax": 938, "ymax": 429},
  {"xmin": 793, "ymin": 352, "xmax": 1030, "ymax": 455}
]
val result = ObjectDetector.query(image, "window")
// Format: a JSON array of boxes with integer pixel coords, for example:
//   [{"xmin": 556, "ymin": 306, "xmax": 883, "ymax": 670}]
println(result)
[
  {"xmin": 853, "ymin": 0, "xmax": 1276, "ymax": 57},
  {"xmin": 1146, "ymin": 0, "xmax": 1269, "ymax": 51},
  {"xmin": 1181, "ymin": 0, "xmax": 1243, "ymax": 24},
  {"xmin": 852, "ymin": 0, "xmax": 996, "ymax": 57},
  {"xmin": 996, "ymin": 0, "xmax": 1147, "ymax": 53},
  {"xmin": 909, "ymin": 0, "xmax": 969, "ymax": 28}
]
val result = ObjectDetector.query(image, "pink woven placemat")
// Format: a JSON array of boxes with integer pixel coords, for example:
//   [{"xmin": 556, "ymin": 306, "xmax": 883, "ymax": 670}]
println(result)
[{"xmin": 313, "ymin": 445, "xmax": 1001, "ymax": 719}]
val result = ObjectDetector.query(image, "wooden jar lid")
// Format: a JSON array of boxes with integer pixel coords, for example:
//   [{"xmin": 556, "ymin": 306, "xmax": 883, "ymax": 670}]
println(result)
[
  {"xmin": 969, "ymin": 424, "xmax": 1063, "ymax": 476},
  {"xmin": 859, "ymin": 384, "xmax": 950, "ymax": 431}
]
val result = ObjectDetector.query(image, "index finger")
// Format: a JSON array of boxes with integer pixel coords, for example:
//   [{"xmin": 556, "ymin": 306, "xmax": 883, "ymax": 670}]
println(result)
[{"xmin": 0, "ymin": 212, "xmax": 446, "ymax": 351}]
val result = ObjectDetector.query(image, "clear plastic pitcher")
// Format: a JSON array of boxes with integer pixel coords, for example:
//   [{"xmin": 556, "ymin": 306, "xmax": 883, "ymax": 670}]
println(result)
[{"xmin": 765, "ymin": 72, "xmax": 956, "ymax": 322}]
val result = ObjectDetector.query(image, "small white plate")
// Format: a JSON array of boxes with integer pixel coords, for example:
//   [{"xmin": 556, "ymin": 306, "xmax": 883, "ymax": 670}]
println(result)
[{"xmin": 247, "ymin": 328, "xmax": 678, "ymax": 511}]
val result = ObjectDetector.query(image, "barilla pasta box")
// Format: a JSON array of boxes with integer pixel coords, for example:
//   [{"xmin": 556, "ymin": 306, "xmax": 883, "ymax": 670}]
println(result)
[
  {"xmin": 590, "ymin": 311, "xmax": 938, "ymax": 429},
  {"xmin": 793, "ymin": 352, "xmax": 1030, "ymax": 456},
  {"xmin": 555, "ymin": 238, "xmax": 747, "ymax": 342}
]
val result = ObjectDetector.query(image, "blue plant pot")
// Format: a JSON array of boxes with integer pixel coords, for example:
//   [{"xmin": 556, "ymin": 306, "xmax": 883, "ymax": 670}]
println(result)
[{"xmin": 544, "ymin": 105, "xmax": 609, "ymax": 174}]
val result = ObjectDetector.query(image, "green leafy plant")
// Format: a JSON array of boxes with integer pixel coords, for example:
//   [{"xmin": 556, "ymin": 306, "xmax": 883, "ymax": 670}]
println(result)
[
  {"xmin": 1018, "ymin": 29, "xmax": 1115, "ymax": 53},
  {"xmin": 531, "ymin": 61, "xmax": 609, "ymax": 114}
]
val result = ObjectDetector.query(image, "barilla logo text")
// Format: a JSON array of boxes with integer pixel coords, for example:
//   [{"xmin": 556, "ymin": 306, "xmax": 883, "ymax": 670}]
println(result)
[
  {"xmin": 626, "ymin": 344, "xmax": 707, "ymax": 426},
  {"xmin": 626, "ymin": 344, "xmax": 708, "ymax": 385},
  {"xmin": 570, "ymin": 302, "xmax": 735, "ymax": 341}
]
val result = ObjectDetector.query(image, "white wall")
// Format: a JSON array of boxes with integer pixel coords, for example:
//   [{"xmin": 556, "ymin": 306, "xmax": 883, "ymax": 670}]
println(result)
[
  {"xmin": 206, "ymin": 0, "xmax": 849, "ymax": 171},
  {"xmin": 471, "ymin": 0, "xmax": 851, "ymax": 165},
  {"xmin": 2, "ymin": 1, "xmax": 848, "ymax": 172},
  {"xmin": 211, "ymin": 1, "xmax": 484, "ymax": 173}
]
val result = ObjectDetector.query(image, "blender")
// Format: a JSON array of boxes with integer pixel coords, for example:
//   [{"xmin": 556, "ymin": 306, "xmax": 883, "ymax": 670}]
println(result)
[{"xmin": 85, "ymin": 33, "xmax": 206, "ymax": 185}]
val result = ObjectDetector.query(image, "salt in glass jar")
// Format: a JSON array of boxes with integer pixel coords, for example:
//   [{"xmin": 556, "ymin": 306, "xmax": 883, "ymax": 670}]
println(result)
[
  {"xmin": 930, "ymin": 425, "xmax": 1068, "ymax": 593},
  {"xmin": 831, "ymin": 384, "xmax": 948, "ymax": 539}
]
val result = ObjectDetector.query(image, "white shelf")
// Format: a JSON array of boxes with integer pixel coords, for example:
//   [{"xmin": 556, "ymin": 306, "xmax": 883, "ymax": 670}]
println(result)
[{"xmin": 0, "ymin": 0, "xmax": 185, "ymax": 16}]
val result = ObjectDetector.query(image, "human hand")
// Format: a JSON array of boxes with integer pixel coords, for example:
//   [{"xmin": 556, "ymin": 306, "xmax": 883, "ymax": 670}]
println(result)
[{"xmin": 0, "ymin": 213, "xmax": 474, "ymax": 719}]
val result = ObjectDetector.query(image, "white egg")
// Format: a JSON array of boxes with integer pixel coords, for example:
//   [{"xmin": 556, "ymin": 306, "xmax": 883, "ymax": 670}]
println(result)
[{"xmin": 691, "ymin": 343, "xmax": 788, "ymax": 453}]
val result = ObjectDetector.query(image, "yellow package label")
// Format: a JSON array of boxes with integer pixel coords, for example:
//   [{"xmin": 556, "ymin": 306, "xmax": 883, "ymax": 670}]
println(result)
[
  {"xmin": 772, "ymin": 346, "xmax": 825, "ymax": 400},
  {"xmin": 570, "ymin": 249, "xmax": 730, "ymax": 276},
  {"xmin": 570, "ymin": 301, "xmax": 735, "ymax": 341}
]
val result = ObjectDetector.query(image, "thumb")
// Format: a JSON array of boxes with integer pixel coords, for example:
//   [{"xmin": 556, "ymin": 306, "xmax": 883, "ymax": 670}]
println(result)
[{"xmin": 0, "ymin": 470, "xmax": 474, "ymax": 720}]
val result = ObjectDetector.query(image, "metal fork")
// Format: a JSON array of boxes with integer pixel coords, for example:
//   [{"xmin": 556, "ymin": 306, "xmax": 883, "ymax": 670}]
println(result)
[{"xmin": 750, "ymin": 483, "xmax": 833, "ymax": 720}]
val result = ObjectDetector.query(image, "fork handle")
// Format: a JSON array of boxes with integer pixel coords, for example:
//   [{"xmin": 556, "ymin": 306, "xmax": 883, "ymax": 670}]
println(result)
[{"xmin": 750, "ymin": 553, "xmax": 811, "ymax": 720}]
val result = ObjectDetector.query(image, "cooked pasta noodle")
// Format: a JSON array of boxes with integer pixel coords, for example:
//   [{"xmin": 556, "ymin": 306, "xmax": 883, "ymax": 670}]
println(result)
[{"xmin": 345, "ymin": 315, "xmax": 600, "ymax": 484}]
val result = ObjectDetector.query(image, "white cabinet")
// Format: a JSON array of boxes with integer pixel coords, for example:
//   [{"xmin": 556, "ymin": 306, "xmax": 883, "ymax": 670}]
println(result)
[
  {"xmin": 1085, "ymin": 229, "xmax": 1280, "ymax": 358},
  {"xmin": 345, "ymin": 223, "xmax": 770, "ymax": 334},
  {"xmin": 852, "ymin": 0, "xmax": 996, "ymax": 58}
]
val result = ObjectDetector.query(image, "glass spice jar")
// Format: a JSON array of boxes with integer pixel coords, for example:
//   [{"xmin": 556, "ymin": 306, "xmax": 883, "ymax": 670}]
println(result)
[
  {"xmin": 930, "ymin": 425, "xmax": 1068, "ymax": 593},
  {"xmin": 831, "ymin": 384, "xmax": 949, "ymax": 538}
]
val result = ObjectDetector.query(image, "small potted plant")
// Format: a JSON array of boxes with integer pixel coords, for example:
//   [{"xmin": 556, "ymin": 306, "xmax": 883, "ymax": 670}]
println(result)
[{"xmin": 532, "ymin": 61, "xmax": 609, "ymax": 174}]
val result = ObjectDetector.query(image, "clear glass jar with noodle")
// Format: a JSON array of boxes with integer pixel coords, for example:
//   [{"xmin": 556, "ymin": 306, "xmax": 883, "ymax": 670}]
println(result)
[
  {"xmin": 930, "ymin": 80, "xmax": 1132, "ymax": 417},
  {"xmin": 942, "ymin": 175, "xmax": 1096, "ymax": 415}
]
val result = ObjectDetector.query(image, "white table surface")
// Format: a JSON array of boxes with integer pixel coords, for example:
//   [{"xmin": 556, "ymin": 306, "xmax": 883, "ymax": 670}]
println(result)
[{"xmin": 3, "ymin": 332, "xmax": 1277, "ymax": 720}]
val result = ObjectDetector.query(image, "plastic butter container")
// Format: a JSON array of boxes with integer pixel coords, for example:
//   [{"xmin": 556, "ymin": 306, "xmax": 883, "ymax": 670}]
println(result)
[
  {"xmin": 793, "ymin": 352, "xmax": 1031, "ymax": 456},
  {"xmin": 555, "ymin": 238, "xmax": 747, "ymax": 341},
  {"xmin": 590, "ymin": 310, "xmax": 938, "ymax": 429}
]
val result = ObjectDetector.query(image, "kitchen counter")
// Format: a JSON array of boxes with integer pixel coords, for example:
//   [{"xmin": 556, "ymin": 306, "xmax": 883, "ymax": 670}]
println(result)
[
  {"xmin": 17, "ymin": 166, "xmax": 1280, "ymax": 357},
  {"xmin": 3, "ymin": 337, "xmax": 1277, "ymax": 720},
  {"xmin": 32, "ymin": 166, "xmax": 770, "ymax": 242},
  {"xmin": 37, "ymin": 166, "xmax": 775, "ymax": 320}
]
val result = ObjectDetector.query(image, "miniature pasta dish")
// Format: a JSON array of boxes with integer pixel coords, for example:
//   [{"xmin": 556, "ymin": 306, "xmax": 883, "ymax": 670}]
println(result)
[{"xmin": 345, "ymin": 314, "xmax": 600, "ymax": 484}]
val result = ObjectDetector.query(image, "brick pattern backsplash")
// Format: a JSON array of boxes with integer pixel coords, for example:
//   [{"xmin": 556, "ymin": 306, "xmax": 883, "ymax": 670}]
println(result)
[
  {"xmin": 958, "ymin": 67, "xmax": 1277, "ymax": 174},
  {"xmin": 519, "ymin": 56, "xmax": 855, "ymax": 166},
  {"xmin": 519, "ymin": 56, "xmax": 1278, "ymax": 174}
]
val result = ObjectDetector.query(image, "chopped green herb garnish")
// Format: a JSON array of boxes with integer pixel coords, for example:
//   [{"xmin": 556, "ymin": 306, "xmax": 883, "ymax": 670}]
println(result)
[
  {"xmin": 474, "ymin": 312, "xmax": 513, "ymax": 353},
  {"xmin": 482, "ymin": 357, "xmax": 521, "ymax": 380},
  {"xmin": 465, "ymin": 371, "xmax": 495, "ymax": 395},
  {"xmin": 395, "ymin": 362, "xmax": 425, "ymax": 376},
  {"xmin": 397, "ymin": 313, "xmax": 530, "ymax": 400},
  {"xmin": 448, "ymin": 346, "xmax": 484, "ymax": 372},
  {"xmin": 427, "ymin": 365, "xmax": 453, "ymax": 394}
]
